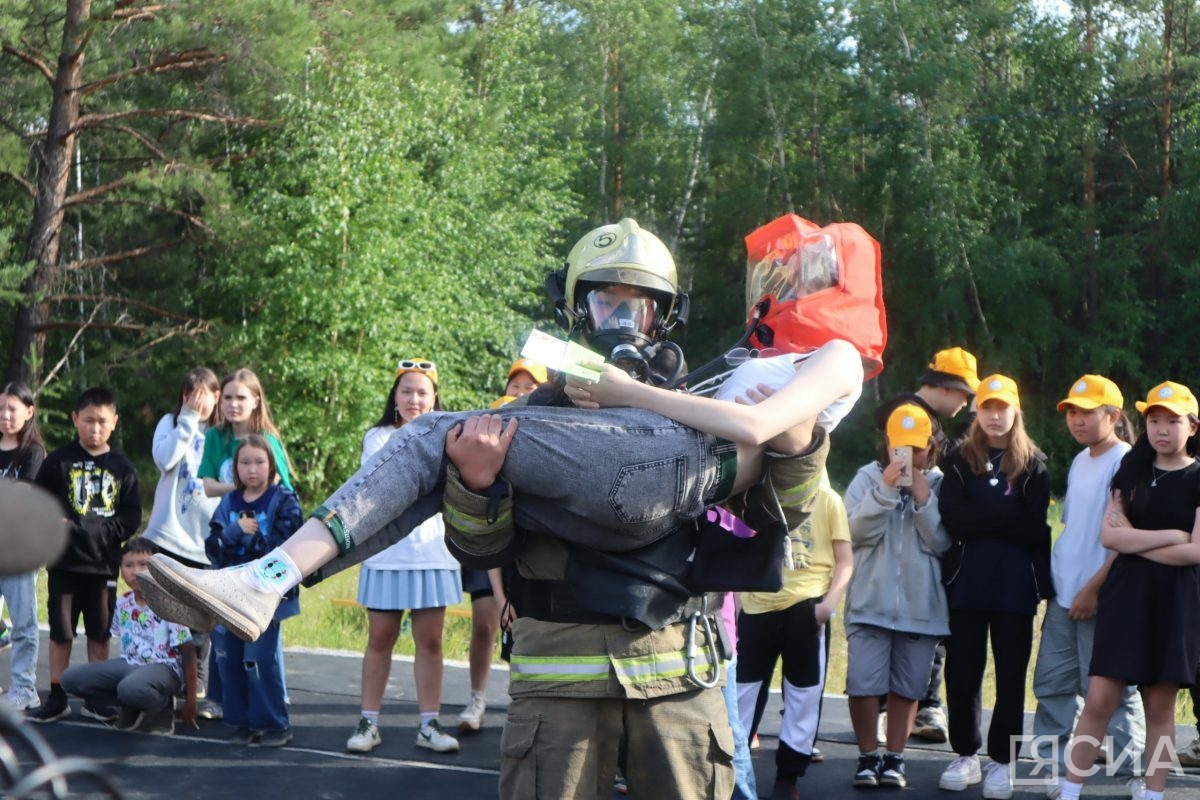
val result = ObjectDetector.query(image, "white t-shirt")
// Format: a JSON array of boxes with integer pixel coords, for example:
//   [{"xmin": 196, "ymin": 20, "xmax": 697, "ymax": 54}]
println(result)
[
  {"xmin": 359, "ymin": 425, "xmax": 458, "ymax": 572},
  {"xmin": 713, "ymin": 352, "xmax": 862, "ymax": 431},
  {"xmin": 1052, "ymin": 441, "xmax": 1130, "ymax": 608}
]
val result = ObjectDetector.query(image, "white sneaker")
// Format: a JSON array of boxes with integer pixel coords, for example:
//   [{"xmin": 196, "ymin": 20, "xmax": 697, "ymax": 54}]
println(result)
[
  {"xmin": 416, "ymin": 719, "xmax": 459, "ymax": 753},
  {"xmin": 912, "ymin": 704, "xmax": 949, "ymax": 743},
  {"xmin": 982, "ymin": 761, "xmax": 1013, "ymax": 800},
  {"xmin": 2, "ymin": 686, "xmax": 40, "ymax": 711},
  {"xmin": 346, "ymin": 717, "xmax": 381, "ymax": 753},
  {"xmin": 1044, "ymin": 777, "xmax": 1063, "ymax": 800},
  {"xmin": 1125, "ymin": 777, "xmax": 1146, "ymax": 800},
  {"xmin": 458, "ymin": 695, "xmax": 486, "ymax": 732},
  {"xmin": 148, "ymin": 554, "xmax": 279, "ymax": 642},
  {"xmin": 939, "ymin": 755, "xmax": 982, "ymax": 792},
  {"xmin": 1178, "ymin": 735, "xmax": 1200, "ymax": 766}
]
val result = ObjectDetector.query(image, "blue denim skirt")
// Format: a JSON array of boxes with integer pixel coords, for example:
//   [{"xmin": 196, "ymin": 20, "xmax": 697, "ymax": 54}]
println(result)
[{"xmin": 356, "ymin": 567, "xmax": 463, "ymax": 612}]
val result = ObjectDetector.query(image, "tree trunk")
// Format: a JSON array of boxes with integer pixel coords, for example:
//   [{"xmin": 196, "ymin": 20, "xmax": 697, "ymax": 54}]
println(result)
[{"xmin": 6, "ymin": 0, "xmax": 91, "ymax": 386}]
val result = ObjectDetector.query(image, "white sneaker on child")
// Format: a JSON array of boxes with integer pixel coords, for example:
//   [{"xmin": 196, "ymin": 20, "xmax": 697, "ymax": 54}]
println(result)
[
  {"xmin": 415, "ymin": 720, "xmax": 459, "ymax": 753},
  {"xmin": 938, "ymin": 754, "xmax": 982, "ymax": 791},
  {"xmin": 346, "ymin": 717, "xmax": 382, "ymax": 753},
  {"xmin": 2, "ymin": 686, "xmax": 40, "ymax": 711},
  {"xmin": 982, "ymin": 761, "xmax": 1013, "ymax": 800},
  {"xmin": 458, "ymin": 695, "xmax": 486, "ymax": 732}
]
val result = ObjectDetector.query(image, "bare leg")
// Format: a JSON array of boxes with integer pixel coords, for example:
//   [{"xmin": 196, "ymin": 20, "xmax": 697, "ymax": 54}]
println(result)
[
  {"xmin": 279, "ymin": 519, "xmax": 340, "ymax": 576},
  {"xmin": 85, "ymin": 637, "xmax": 109, "ymax": 664},
  {"xmin": 468, "ymin": 595, "xmax": 500, "ymax": 693},
  {"xmin": 885, "ymin": 693, "xmax": 918, "ymax": 752},
  {"xmin": 359, "ymin": 611, "xmax": 403, "ymax": 714},
  {"xmin": 1065, "ymin": 675, "xmax": 1123, "ymax": 785},
  {"xmin": 849, "ymin": 695, "xmax": 882, "ymax": 752},
  {"xmin": 1141, "ymin": 684, "xmax": 1178, "ymax": 793},
  {"xmin": 47, "ymin": 640, "xmax": 71, "ymax": 683},
  {"xmin": 410, "ymin": 608, "xmax": 446, "ymax": 716}
]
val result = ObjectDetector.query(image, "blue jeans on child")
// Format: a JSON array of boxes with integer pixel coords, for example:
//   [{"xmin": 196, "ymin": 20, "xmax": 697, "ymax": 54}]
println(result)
[
  {"xmin": 214, "ymin": 621, "xmax": 289, "ymax": 732},
  {"xmin": 0, "ymin": 571, "xmax": 38, "ymax": 692}
]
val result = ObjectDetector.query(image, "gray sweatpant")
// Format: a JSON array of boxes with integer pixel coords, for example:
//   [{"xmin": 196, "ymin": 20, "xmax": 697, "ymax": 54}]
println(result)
[{"xmin": 60, "ymin": 658, "xmax": 180, "ymax": 713}]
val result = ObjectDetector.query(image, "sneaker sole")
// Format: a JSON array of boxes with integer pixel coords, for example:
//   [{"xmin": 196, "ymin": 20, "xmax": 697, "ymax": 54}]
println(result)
[
  {"xmin": 852, "ymin": 778, "xmax": 879, "ymax": 789},
  {"xmin": 911, "ymin": 726, "xmax": 948, "ymax": 743},
  {"xmin": 457, "ymin": 719, "xmax": 483, "ymax": 733},
  {"xmin": 415, "ymin": 739, "xmax": 460, "ymax": 753},
  {"xmin": 148, "ymin": 557, "xmax": 262, "ymax": 642},
  {"xmin": 938, "ymin": 775, "xmax": 981, "ymax": 792},
  {"xmin": 80, "ymin": 706, "xmax": 119, "ymax": 723},
  {"xmin": 28, "ymin": 706, "xmax": 71, "ymax": 723},
  {"xmin": 137, "ymin": 572, "xmax": 217, "ymax": 632},
  {"xmin": 346, "ymin": 738, "xmax": 381, "ymax": 753}
]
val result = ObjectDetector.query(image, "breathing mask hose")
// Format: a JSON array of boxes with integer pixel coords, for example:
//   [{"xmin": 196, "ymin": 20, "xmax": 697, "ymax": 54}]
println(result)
[{"xmin": 664, "ymin": 297, "xmax": 772, "ymax": 391}]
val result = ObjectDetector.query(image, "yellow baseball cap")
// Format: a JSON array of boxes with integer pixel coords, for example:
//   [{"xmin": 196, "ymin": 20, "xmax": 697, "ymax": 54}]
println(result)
[
  {"xmin": 396, "ymin": 357, "xmax": 438, "ymax": 387},
  {"xmin": 887, "ymin": 403, "xmax": 934, "ymax": 449},
  {"xmin": 976, "ymin": 374, "xmax": 1020, "ymax": 408},
  {"xmin": 507, "ymin": 358, "xmax": 548, "ymax": 385},
  {"xmin": 920, "ymin": 347, "xmax": 981, "ymax": 395},
  {"xmin": 1057, "ymin": 375, "xmax": 1123, "ymax": 412},
  {"xmin": 1135, "ymin": 381, "xmax": 1199, "ymax": 418}
]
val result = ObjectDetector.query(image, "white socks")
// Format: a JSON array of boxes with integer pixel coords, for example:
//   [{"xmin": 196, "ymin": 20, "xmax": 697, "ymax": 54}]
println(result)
[{"xmin": 242, "ymin": 548, "xmax": 303, "ymax": 596}]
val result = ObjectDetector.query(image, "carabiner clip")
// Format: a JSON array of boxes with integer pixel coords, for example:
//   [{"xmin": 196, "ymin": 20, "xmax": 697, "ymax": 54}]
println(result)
[{"xmin": 686, "ymin": 611, "xmax": 721, "ymax": 689}]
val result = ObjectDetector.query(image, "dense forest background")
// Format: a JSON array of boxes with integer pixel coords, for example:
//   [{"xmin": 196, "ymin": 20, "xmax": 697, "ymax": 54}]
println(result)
[{"xmin": 2, "ymin": 1, "xmax": 1198, "ymax": 498}]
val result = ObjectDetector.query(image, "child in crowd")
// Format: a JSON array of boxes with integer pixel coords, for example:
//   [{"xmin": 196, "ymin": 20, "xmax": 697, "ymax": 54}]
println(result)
[
  {"xmin": 207, "ymin": 435, "xmax": 303, "ymax": 747},
  {"xmin": 873, "ymin": 346, "xmax": 981, "ymax": 744},
  {"xmin": 735, "ymin": 458, "xmax": 853, "ymax": 793},
  {"xmin": 0, "ymin": 381, "xmax": 47, "ymax": 711},
  {"xmin": 1056, "ymin": 381, "xmax": 1200, "ymax": 800},
  {"xmin": 345, "ymin": 359, "xmax": 462, "ymax": 755},
  {"xmin": 489, "ymin": 358, "xmax": 549, "ymax": 409},
  {"xmin": 31, "ymin": 387, "xmax": 142, "ymax": 723},
  {"xmin": 461, "ymin": 357, "xmax": 548, "ymax": 735},
  {"xmin": 1035, "ymin": 375, "xmax": 1145, "ymax": 799},
  {"xmin": 937, "ymin": 374, "xmax": 1051, "ymax": 799},
  {"xmin": 199, "ymin": 368, "xmax": 293, "ymax": 497},
  {"xmin": 142, "ymin": 368, "xmax": 223, "ymax": 720},
  {"xmin": 843, "ymin": 403, "xmax": 951, "ymax": 790},
  {"xmin": 60, "ymin": 538, "xmax": 197, "ymax": 734}
]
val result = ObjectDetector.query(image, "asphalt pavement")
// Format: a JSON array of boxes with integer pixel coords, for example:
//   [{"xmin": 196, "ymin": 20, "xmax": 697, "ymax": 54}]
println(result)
[{"xmin": 3, "ymin": 633, "xmax": 1199, "ymax": 799}]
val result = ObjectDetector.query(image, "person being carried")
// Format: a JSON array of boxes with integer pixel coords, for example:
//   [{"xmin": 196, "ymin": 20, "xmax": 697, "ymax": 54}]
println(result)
[{"xmin": 59, "ymin": 538, "xmax": 197, "ymax": 735}]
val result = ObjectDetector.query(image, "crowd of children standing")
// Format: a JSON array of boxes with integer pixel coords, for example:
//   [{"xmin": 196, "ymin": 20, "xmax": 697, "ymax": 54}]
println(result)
[{"xmin": 4, "ymin": 347, "xmax": 1200, "ymax": 800}]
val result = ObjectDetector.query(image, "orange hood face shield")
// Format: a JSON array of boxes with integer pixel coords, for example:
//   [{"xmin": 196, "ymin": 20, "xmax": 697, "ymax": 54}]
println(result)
[{"xmin": 743, "ymin": 214, "xmax": 887, "ymax": 379}]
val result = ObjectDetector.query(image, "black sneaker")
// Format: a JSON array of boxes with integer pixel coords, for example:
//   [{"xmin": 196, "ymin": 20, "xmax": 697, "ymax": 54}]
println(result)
[
  {"xmin": 81, "ymin": 702, "xmax": 120, "ymax": 723},
  {"xmin": 879, "ymin": 753, "xmax": 906, "ymax": 788},
  {"xmin": 854, "ymin": 753, "xmax": 882, "ymax": 788},
  {"xmin": 112, "ymin": 706, "xmax": 145, "ymax": 731},
  {"xmin": 142, "ymin": 707, "xmax": 175, "ymax": 736},
  {"xmin": 28, "ymin": 692, "xmax": 70, "ymax": 723},
  {"xmin": 230, "ymin": 726, "xmax": 258, "ymax": 744},
  {"xmin": 254, "ymin": 728, "xmax": 294, "ymax": 748}
]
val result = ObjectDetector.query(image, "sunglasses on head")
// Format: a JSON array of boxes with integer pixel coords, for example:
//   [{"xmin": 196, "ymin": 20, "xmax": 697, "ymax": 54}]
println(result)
[{"xmin": 397, "ymin": 359, "xmax": 436, "ymax": 373}]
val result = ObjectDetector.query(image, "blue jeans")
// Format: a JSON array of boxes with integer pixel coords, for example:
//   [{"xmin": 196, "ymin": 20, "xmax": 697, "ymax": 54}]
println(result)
[
  {"xmin": 214, "ymin": 621, "xmax": 289, "ymax": 732},
  {"xmin": 723, "ymin": 658, "xmax": 758, "ymax": 800},
  {"xmin": 0, "ymin": 571, "xmax": 38, "ymax": 692},
  {"xmin": 317, "ymin": 406, "xmax": 734, "ymax": 576}
]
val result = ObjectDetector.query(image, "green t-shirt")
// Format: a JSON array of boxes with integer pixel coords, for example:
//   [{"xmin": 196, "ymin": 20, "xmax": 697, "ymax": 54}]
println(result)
[{"xmin": 198, "ymin": 427, "xmax": 293, "ymax": 489}]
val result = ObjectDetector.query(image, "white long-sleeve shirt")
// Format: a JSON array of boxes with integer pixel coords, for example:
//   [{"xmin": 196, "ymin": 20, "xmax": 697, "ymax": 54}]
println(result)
[{"xmin": 142, "ymin": 410, "xmax": 219, "ymax": 564}]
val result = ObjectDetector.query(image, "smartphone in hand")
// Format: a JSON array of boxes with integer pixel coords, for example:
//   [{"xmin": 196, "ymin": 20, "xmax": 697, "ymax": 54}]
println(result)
[{"xmin": 891, "ymin": 446, "xmax": 913, "ymax": 487}]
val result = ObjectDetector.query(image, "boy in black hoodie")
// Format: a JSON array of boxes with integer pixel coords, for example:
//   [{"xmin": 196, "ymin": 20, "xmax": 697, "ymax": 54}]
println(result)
[{"xmin": 29, "ymin": 386, "xmax": 142, "ymax": 722}]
